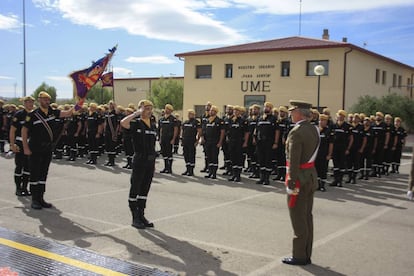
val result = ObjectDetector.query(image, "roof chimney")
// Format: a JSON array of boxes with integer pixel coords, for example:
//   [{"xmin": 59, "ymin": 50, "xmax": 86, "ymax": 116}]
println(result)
[
  {"xmin": 342, "ymin": 37, "xmax": 348, "ymax": 42},
  {"xmin": 322, "ymin": 29, "xmax": 329, "ymax": 40}
]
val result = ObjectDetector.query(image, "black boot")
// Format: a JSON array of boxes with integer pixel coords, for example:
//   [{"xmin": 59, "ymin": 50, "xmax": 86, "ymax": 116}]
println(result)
[
  {"xmin": 272, "ymin": 167, "xmax": 282, "ymax": 181},
  {"xmin": 319, "ymin": 179, "xmax": 327, "ymax": 192},
  {"xmin": 129, "ymin": 202, "xmax": 145, "ymax": 229},
  {"xmin": 233, "ymin": 169, "xmax": 241, "ymax": 182},
  {"xmin": 160, "ymin": 159, "xmax": 169, "ymax": 173},
  {"xmin": 168, "ymin": 159, "xmax": 173, "ymax": 174},
  {"xmin": 39, "ymin": 192, "xmax": 53, "ymax": 208},
  {"xmin": 345, "ymin": 171, "xmax": 352, "ymax": 183},
  {"xmin": 204, "ymin": 165, "xmax": 212, "ymax": 178},
  {"xmin": 31, "ymin": 187, "xmax": 42, "ymax": 210},
  {"xmin": 358, "ymin": 170, "xmax": 364, "ymax": 180},
  {"xmin": 187, "ymin": 166, "xmax": 194, "ymax": 176},
  {"xmin": 228, "ymin": 168, "xmax": 236, "ymax": 181},
  {"xmin": 200, "ymin": 158, "xmax": 209, "ymax": 172},
  {"xmin": 182, "ymin": 165, "xmax": 189, "ymax": 175},
  {"xmin": 256, "ymin": 170, "xmax": 265, "ymax": 184},
  {"xmin": 210, "ymin": 167, "xmax": 217, "ymax": 179},
  {"xmin": 329, "ymin": 173, "xmax": 339, "ymax": 186},
  {"xmin": 263, "ymin": 171, "xmax": 270, "ymax": 185},
  {"xmin": 351, "ymin": 172, "xmax": 357, "ymax": 184},
  {"xmin": 139, "ymin": 208, "xmax": 154, "ymax": 228},
  {"xmin": 68, "ymin": 150, "xmax": 76, "ymax": 161},
  {"xmin": 395, "ymin": 165, "xmax": 400, "ymax": 174},
  {"xmin": 364, "ymin": 169, "xmax": 370, "ymax": 180},
  {"xmin": 14, "ymin": 175, "xmax": 23, "ymax": 196},
  {"xmin": 21, "ymin": 174, "xmax": 31, "ymax": 196},
  {"xmin": 249, "ymin": 166, "xmax": 260, "ymax": 179}
]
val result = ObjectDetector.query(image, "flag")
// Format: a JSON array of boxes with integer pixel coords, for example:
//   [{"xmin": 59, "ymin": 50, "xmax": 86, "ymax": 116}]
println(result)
[
  {"xmin": 70, "ymin": 45, "xmax": 117, "ymax": 110},
  {"xmin": 101, "ymin": 72, "xmax": 113, "ymax": 87}
]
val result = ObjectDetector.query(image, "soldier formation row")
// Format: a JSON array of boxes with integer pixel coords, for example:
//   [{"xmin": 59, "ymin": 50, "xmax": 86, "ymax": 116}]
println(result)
[{"xmin": 0, "ymin": 98, "xmax": 408, "ymax": 196}]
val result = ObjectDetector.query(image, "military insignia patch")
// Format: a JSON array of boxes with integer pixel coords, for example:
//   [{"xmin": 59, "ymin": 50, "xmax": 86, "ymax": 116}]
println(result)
[
  {"xmin": 12, "ymin": 117, "xmax": 17, "ymax": 122},
  {"xmin": 25, "ymin": 116, "xmax": 31, "ymax": 122}
]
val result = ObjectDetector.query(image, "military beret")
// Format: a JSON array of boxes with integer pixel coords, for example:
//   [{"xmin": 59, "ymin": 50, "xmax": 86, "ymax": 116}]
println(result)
[
  {"xmin": 384, "ymin": 114, "xmax": 392, "ymax": 119},
  {"xmin": 141, "ymin": 100, "xmax": 153, "ymax": 107},
  {"xmin": 187, "ymin": 109, "xmax": 195, "ymax": 114},
  {"xmin": 210, "ymin": 105, "xmax": 219, "ymax": 112},
  {"xmin": 251, "ymin": 104, "xmax": 261, "ymax": 110},
  {"xmin": 165, "ymin": 104, "xmax": 174, "ymax": 111},
  {"xmin": 50, "ymin": 103, "xmax": 58, "ymax": 109},
  {"xmin": 264, "ymin": 102, "xmax": 273, "ymax": 109},
  {"xmin": 279, "ymin": 106, "xmax": 288, "ymax": 113},
  {"xmin": 89, "ymin": 103, "xmax": 98, "ymax": 108},
  {"xmin": 38, "ymin": 91, "xmax": 51, "ymax": 99},
  {"xmin": 336, "ymin": 109, "xmax": 347, "ymax": 117},
  {"xmin": 272, "ymin": 107, "xmax": 279, "ymax": 113},
  {"xmin": 126, "ymin": 107, "xmax": 134, "ymax": 113},
  {"xmin": 376, "ymin": 111, "xmax": 384, "ymax": 118},
  {"xmin": 0, "ymin": 99, "xmax": 4, "ymax": 104},
  {"xmin": 20, "ymin": 96, "xmax": 35, "ymax": 102},
  {"xmin": 319, "ymin": 114, "xmax": 329, "ymax": 120},
  {"xmin": 234, "ymin": 105, "xmax": 243, "ymax": 112},
  {"xmin": 288, "ymin": 100, "xmax": 312, "ymax": 111},
  {"xmin": 394, "ymin": 117, "xmax": 402, "ymax": 122}
]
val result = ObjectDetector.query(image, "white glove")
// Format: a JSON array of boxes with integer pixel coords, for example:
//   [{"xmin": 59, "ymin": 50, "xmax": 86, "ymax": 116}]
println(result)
[
  {"xmin": 407, "ymin": 191, "xmax": 413, "ymax": 201},
  {"xmin": 286, "ymin": 187, "xmax": 299, "ymax": 195}
]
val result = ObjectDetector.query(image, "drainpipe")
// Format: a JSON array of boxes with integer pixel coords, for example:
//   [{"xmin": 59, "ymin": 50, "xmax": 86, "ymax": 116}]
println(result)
[{"xmin": 342, "ymin": 48, "xmax": 353, "ymax": 110}]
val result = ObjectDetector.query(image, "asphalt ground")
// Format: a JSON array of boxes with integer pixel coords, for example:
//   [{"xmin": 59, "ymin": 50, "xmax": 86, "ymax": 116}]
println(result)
[{"xmin": 0, "ymin": 147, "xmax": 413, "ymax": 276}]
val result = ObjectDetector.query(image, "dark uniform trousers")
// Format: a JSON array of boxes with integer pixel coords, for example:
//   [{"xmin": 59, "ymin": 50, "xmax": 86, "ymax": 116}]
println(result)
[
  {"xmin": 205, "ymin": 142, "xmax": 219, "ymax": 174},
  {"xmin": 256, "ymin": 140, "xmax": 273, "ymax": 182},
  {"xmin": 87, "ymin": 132, "xmax": 99, "ymax": 162},
  {"xmin": 182, "ymin": 141, "xmax": 196, "ymax": 173},
  {"xmin": 160, "ymin": 138, "xmax": 173, "ymax": 171},
  {"xmin": 288, "ymin": 169, "xmax": 317, "ymax": 260},
  {"xmin": 14, "ymin": 140, "xmax": 30, "ymax": 192},
  {"xmin": 29, "ymin": 150, "xmax": 53, "ymax": 195},
  {"xmin": 228, "ymin": 139, "xmax": 243, "ymax": 179},
  {"xmin": 129, "ymin": 157, "xmax": 155, "ymax": 210}
]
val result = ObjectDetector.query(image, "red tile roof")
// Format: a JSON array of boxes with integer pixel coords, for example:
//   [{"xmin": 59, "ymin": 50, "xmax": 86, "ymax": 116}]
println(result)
[{"xmin": 175, "ymin": 36, "xmax": 413, "ymax": 70}]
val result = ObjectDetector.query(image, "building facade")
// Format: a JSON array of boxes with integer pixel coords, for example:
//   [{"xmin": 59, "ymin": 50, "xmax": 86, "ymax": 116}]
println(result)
[{"xmin": 175, "ymin": 32, "xmax": 414, "ymax": 116}]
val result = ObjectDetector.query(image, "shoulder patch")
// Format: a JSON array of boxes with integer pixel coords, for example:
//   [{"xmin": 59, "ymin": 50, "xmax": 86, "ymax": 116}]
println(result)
[{"xmin": 25, "ymin": 116, "xmax": 31, "ymax": 122}]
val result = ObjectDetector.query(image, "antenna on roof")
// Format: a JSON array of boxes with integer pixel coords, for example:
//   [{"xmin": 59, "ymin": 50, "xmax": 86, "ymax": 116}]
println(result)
[{"xmin": 298, "ymin": 0, "xmax": 303, "ymax": 36}]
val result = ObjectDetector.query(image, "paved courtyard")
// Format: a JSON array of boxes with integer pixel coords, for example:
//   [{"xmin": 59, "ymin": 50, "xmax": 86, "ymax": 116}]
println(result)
[{"xmin": 0, "ymin": 147, "xmax": 413, "ymax": 275}]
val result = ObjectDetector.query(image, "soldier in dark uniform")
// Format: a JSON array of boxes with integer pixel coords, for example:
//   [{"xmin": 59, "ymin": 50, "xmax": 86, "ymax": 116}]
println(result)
[
  {"xmin": 315, "ymin": 114, "xmax": 333, "ymax": 191},
  {"xmin": 159, "ymin": 104, "xmax": 179, "ymax": 174},
  {"xmin": 65, "ymin": 110, "xmax": 82, "ymax": 161},
  {"xmin": 282, "ymin": 100, "xmax": 319, "ymax": 266},
  {"xmin": 246, "ymin": 104, "xmax": 260, "ymax": 178},
  {"xmin": 201, "ymin": 105, "xmax": 225, "ymax": 179},
  {"xmin": 52, "ymin": 104, "xmax": 66, "ymax": 159},
  {"xmin": 274, "ymin": 106, "xmax": 289, "ymax": 181},
  {"xmin": 181, "ymin": 109, "xmax": 202, "ymax": 176},
  {"xmin": 226, "ymin": 105, "xmax": 249, "ymax": 182},
  {"xmin": 103, "ymin": 101, "xmax": 119, "ymax": 166},
  {"xmin": 330, "ymin": 110, "xmax": 353, "ymax": 187},
  {"xmin": 270, "ymin": 107, "xmax": 280, "ymax": 176},
  {"xmin": 120, "ymin": 100, "xmax": 157, "ymax": 229},
  {"xmin": 391, "ymin": 117, "xmax": 407, "ymax": 174},
  {"xmin": 346, "ymin": 114, "xmax": 366, "ymax": 184},
  {"xmin": 254, "ymin": 102, "xmax": 278, "ymax": 185},
  {"xmin": 122, "ymin": 108, "xmax": 135, "ymax": 169},
  {"xmin": 173, "ymin": 113, "xmax": 182, "ymax": 154},
  {"xmin": 0, "ymin": 100, "xmax": 6, "ymax": 153},
  {"xmin": 200, "ymin": 102, "xmax": 212, "ymax": 173},
  {"xmin": 76, "ymin": 105, "xmax": 88, "ymax": 158},
  {"xmin": 383, "ymin": 114, "xmax": 395, "ymax": 175},
  {"xmin": 5, "ymin": 104, "xmax": 17, "ymax": 150},
  {"xmin": 361, "ymin": 117, "xmax": 376, "ymax": 180},
  {"xmin": 9, "ymin": 96, "xmax": 34, "ymax": 196},
  {"xmin": 371, "ymin": 112, "xmax": 390, "ymax": 177},
  {"xmin": 22, "ymin": 92, "xmax": 73, "ymax": 209},
  {"xmin": 86, "ymin": 103, "xmax": 103, "ymax": 164},
  {"xmin": 221, "ymin": 105, "xmax": 234, "ymax": 176}
]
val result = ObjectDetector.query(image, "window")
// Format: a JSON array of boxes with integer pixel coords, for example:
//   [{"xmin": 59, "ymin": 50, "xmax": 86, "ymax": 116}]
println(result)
[
  {"xmin": 281, "ymin": 61, "xmax": 290, "ymax": 77},
  {"xmin": 382, "ymin": 71, "xmax": 387, "ymax": 85},
  {"xmin": 392, "ymin": 74, "xmax": 397, "ymax": 87},
  {"xmin": 375, "ymin": 69, "xmax": 380, "ymax": 83},
  {"xmin": 244, "ymin": 95, "xmax": 265, "ymax": 109},
  {"xmin": 194, "ymin": 105, "xmax": 205, "ymax": 118},
  {"xmin": 196, "ymin": 65, "xmax": 212, "ymax": 79},
  {"xmin": 398, "ymin": 75, "xmax": 402, "ymax": 87},
  {"xmin": 225, "ymin": 64, "xmax": 233, "ymax": 78},
  {"xmin": 306, "ymin": 60, "xmax": 329, "ymax": 76}
]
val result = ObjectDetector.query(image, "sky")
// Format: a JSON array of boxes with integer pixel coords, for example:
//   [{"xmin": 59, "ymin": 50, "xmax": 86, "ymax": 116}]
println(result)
[{"xmin": 0, "ymin": 0, "xmax": 414, "ymax": 99}]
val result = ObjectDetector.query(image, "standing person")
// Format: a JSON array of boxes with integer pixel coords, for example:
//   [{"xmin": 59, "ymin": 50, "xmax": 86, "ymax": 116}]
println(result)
[
  {"xmin": 371, "ymin": 112, "xmax": 390, "ymax": 177},
  {"xmin": 330, "ymin": 110, "xmax": 353, "ymax": 187},
  {"xmin": 274, "ymin": 106, "xmax": 289, "ymax": 181},
  {"xmin": 246, "ymin": 104, "xmax": 260, "ymax": 179},
  {"xmin": 200, "ymin": 102, "xmax": 212, "ymax": 173},
  {"xmin": 65, "ymin": 110, "xmax": 82, "ymax": 161},
  {"xmin": 122, "ymin": 108, "xmax": 135, "ymax": 169},
  {"xmin": 104, "ymin": 101, "xmax": 119, "ymax": 166},
  {"xmin": 254, "ymin": 102, "xmax": 278, "ymax": 185},
  {"xmin": 221, "ymin": 105, "xmax": 234, "ymax": 176},
  {"xmin": 173, "ymin": 113, "xmax": 182, "ymax": 154},
  {"xmin": 227, "ymin": 105, "xmax": 249, "ymax": 182},
  {"xmin": 86, "ymin": 103, "xmax": 103, "ymax": 165},
  {"xmin": 76, "ymin": 105, "xmax": 88, "ymax": 158},
  {"xmin": 9, "ymin": 96, "xmax": 34, "ymax": 196},
  {"xmin": 120, "ymin": 100, "xmax": 157, "ymax": 229},
  {"xmin": 0, "ymin": 99, "xmax": 6, "ymax": 153},
  {"xmin": 201, "ymin": 105, "xmax": 225, "ymax": 179},
  {"xmin": 315, "ymin": 114, "xmax": 333, "ymax": 191},
  {"xmin": 361, "ymin": 117, "xmax": 376, "ymax": 180},
  {"xmin": 282, "ymin": 100, "xmax": 319, "ymax": 266},
  {"xmin": 383, "ymin": 114, "xmax": 395, "ymax": 175},
  {"xmin": 391, "ymin": 117, "xmax": 407, "ymax": 173},
  {"xmin": 181, "ymin": 109, "xmax": 202, "ymax": 176},
  {"xmin": 346, "ymin": 114, "xmax": 366, "ymax": 184},
  {"xmin": 21, "ymin": 92, "xmax": 73, "ymax": 209},
  {"xmin": 159, "ymin": 104, "xmax": 179, "ymax": 174}
]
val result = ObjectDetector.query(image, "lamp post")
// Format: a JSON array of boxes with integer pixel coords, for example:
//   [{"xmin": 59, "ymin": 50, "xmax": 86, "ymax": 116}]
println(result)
[
  {"xmin": 22, "ymin": 0, "xmax": 27, "ymax": 97},
  {"xmin": 314, "ymin": 65, "xmax": 325, "ymax": 111}
]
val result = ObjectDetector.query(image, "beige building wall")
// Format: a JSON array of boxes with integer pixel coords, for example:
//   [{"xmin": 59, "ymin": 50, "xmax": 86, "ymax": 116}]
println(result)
[{"xmin": 182, "ymin": 48, "xmax": 413, "ymax": 116}]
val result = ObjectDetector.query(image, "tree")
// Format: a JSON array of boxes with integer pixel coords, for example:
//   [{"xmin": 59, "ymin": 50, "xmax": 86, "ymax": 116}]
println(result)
[
  {"xmin": 32, "ymin": 82, "xmax": 57, "ymax": 102},
  {"xmin": 349, "ymin": 93, "xmax": 414, "ymax": 131},
  {"xmin": 150, "ymin": 77, "xmax": 183, "ymax": 110},
  {"xmin": 85, "ymin": 83, "xmax": 113, "ymax": 104}
]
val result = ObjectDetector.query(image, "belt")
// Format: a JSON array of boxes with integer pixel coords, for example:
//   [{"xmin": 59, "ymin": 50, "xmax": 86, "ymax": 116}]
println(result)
[
  {"xmin": 285, "ymin": 161, "xmax": 315, "ymax": 208},
  {"xmin": 286, "ymin": 161, "xmax": 315, "ymax": 169}
]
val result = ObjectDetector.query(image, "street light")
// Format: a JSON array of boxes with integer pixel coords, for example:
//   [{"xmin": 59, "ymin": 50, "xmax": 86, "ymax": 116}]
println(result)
[{"xmin": 314, "ymin": 65, "xmax": 325, "ymax": 111}]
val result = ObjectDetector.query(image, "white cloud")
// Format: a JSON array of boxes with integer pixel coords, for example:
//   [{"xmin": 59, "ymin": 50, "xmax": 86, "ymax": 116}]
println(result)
[
  {"xmin": 0, "ymin": 76, "xmax": 14, "ymax": 80},
  {"xmin": 46, "ymin": 76, "xmax": 70, "ymax": 82},
  {"xmin": 33, "ymin": 0, "xmax": 247, "ymax": 45},
  {"xmin": 0, "ymin": 14, "xmax": 20, "ymax": 30},
  {"xmin": 125, "ymin": 55, "xmax": 176, "ymax": 64},
  {"xmin": 113, "ymin": 67, "xmax": 133, "ymax": 77}
]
